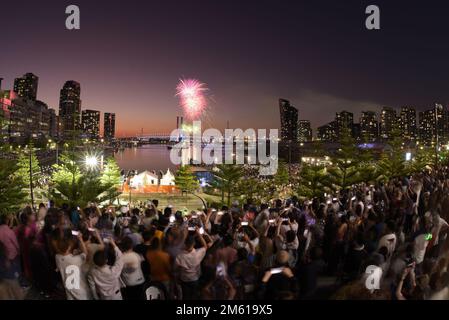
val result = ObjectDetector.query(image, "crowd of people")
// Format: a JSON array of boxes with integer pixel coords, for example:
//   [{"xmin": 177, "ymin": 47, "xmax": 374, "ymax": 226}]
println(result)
[{"xmin": 1, "ymin": 170, "xmax": 449, "ymax": 300}]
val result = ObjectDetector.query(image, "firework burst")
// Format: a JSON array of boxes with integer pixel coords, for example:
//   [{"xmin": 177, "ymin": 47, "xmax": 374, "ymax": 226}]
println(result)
[{"xmin": 176, "ymin": 78, "xmax": 208, "ymax": 120}]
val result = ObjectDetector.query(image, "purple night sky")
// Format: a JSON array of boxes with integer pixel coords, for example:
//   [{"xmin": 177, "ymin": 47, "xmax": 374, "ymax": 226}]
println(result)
[{"xmin": 2, "ymin": 0, "xmax": 449, "ymax": 136}]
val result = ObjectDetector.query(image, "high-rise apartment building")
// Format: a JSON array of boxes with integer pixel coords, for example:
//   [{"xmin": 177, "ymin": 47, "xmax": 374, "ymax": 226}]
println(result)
[
  {"xmin": 82, "ymin": 109, "xmax": 100, "ymax": 139},
  {"xmin": 13, "ymin": 73, "xmax": 39, "ymax": 101},
  {"xmin": 104, "ymin": 112, "xmax": 116, "ymax": 140},
  {"xmin": 59, "ymin": 81, "xmax": 81, "ymax": 135},
  {"xmin": 279, "ymin": 99, "xmax": 298, "ymax": 142}
]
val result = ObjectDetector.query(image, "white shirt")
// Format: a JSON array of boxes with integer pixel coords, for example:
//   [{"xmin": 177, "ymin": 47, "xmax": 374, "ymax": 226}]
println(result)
[
  {"xmin": 275, "ymin": 234, "xmax": 299, "ymax": 251},
  {"xmin": 175, "ymin": 247, "xmax": 206, "ymax": 282},
  {"xmin": 377, "ymin": 233, "xmax": 397, "ymax": 258},
  {"xmin": 88, "ymin": 247, "xmax": 124, "ymax": 300},
  {"xmin": 55, "ymin": 253, "xmax": 92, "ymax": 300},
  {"xmin": 432, "ymin": 216, "xmax": 448, "ymax": 245},
  {"xmin": 37, "ymin": 207, "xmax": 47, "ymax": 231},
  {"xmin": 281, "ymin": 222, "xmax": 298, "ymax": 236},
  {"xmin": 413, "ymin": 234, "xmax": 429, "ymax": 264},
  {"xmin": 236, "ymin": 237, "xmax": 259, "ymax": 254},
  {"xmin": 357, "ymin": 201, "xmax": 365, "ymax": 214},
  {"xmin": 254, "ymin": 210, "xmax": 269, "ymax": 231},
  {"xmin": 120, "ymin": 251, "xmax": 145, "ymax": 287}
]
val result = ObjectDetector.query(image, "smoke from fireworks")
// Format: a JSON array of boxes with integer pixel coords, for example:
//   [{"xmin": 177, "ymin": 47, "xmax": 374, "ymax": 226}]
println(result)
[{"xmin": 176, "ymin": 78, "xmax": 208, "ymax": 120}]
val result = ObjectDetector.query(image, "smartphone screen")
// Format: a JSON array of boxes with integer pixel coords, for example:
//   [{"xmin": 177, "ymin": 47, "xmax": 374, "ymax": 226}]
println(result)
[
  {"xmin": 216, "ymin": 262, "xmax": 226, "ymax": 277},
  {"xmin": 241, "ymin": 221, "xmax": 249, "ymax": 226},
  {"xmin": 270, "ymin": 267, "xmax": 284, "ymax": 274},
  {"xmin": 71, "ymin": 231, "xmax": 79, "ymax": 236}
]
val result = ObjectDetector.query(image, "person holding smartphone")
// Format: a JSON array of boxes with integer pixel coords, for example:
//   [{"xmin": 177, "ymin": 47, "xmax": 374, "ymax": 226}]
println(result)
[
  {"xmin": 200, "ymin": 262, "xmax": 236, "ymax": 300},
  {"xmin": 274, "ymin": 218, "xmax": 299, "ymax": 268},
  {"xmin": 259, "ymin": 250, "xmax": 297, "ymax": 300},
  {"xmin": 120, "ymin": 236, "xmax": 145, "ymax": 300},
  {"xmin": 88, "ymin": 237, "xmax": 125, "ymax": 300},
  {"xmin": 55, "ymin": 232, "xmax": 92, "ymax": 300},
  {"xmin": 81, "ymin": 228, "xmax": 104, "ymax": 268},
  {"xmin": 216, "ymin": 234, "xmax": 238, "ymax": 267},
  {"xmin": 145, "ymin": 237, "xmax": 172, "ymax": 295},
  {"xmin": 235, "ymin": 223, "xmax": 259, "ymax": 257},
  {"xmin": 395, "ymin": 263, "xmax": 417, "ymax": 300},
  {"xmin": 174, "ymin": 227, "xmax": 212, "ymax": 300}
]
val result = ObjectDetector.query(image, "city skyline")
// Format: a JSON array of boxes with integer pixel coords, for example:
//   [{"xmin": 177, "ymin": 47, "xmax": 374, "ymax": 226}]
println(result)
[
  {"xmin": 3, "ymin": 0, "xmax": 449, "ymax": 305},
  {"xmin": 3, "ymin": 71, "xmax": 449, "ymax": 144},
  {"xmin": 0, "ymin": 73, "xmax": 117, "ymax": 143},
  {"xmin": 3, "ymin": 1, "xmax": 449, "ymax": 136}
]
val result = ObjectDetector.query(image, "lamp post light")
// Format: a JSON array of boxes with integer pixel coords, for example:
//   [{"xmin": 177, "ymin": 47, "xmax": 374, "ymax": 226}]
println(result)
[
  {"xmin": 48, "ymin": 139, "xmax": 60, "ymax": 166},
  {"xmin": 28, "ymin": 146, "xmax": 35, "ymax": 210},
  {"xmin": 85, "ymin": 155, "xmax": 99, "ymax": 171},
  {"xmin": 435, "ymin": 104, "xmax": 440, "ymax": 167},
  {"xmin": 126, "ymin": 173, "xmax": 132, "ymax": 207}
]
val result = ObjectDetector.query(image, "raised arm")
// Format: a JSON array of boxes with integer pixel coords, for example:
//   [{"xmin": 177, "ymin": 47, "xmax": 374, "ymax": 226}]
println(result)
[
  {"xmin": 248, "ymin": 224, "xmax": 260, "ymax": 238},
  {"xmin": 276, "ymin": 217, "xmax": 282, "ymax": 237},
  {"xmin": 109, "ymin": 238, "xmax": 125, "ymax": 276},
  {"xmin": 243, "ymin": 234, "xmax": 255, "ymax": 255},
  {"xmin": 77, "ymin": 233, "xmax": 88, "ymax": 256},
  {"xmin": 93, "ymin": 229, "xmax": 105, "ymax": 248},
  {"xmin": 196, "ymin": 228, "xmax": 210, "ymax": 248}
]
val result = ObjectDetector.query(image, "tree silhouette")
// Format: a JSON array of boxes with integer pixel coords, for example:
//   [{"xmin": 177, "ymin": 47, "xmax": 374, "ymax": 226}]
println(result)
[
  {"xmin": 14, "ymin": 144, "xmax": 41, "ymax": 202},
  {"xmin": 0, "ymin": 159, "xmax": 27, "ymax": 216},
  {"xmin": 101, "ymin": 158, "xmax": 122, "ymax": 204},
  {"xmin": 377, "ymin": 127, "xmax": 409, "ymax": 181},
  {"xmin": 174, "ymin": 165, "xmax": 199, "ymax": 195},
  {"xmin": 328, "ymin": 127, "xmax": 359, "ymax": 190},
  {"xmin": 212, "ymin": 164, "xmax": 243, "ymax": 206},
  {"xmin": 297, "ymin": 164, "xmax": 330, "ymax": 199}
]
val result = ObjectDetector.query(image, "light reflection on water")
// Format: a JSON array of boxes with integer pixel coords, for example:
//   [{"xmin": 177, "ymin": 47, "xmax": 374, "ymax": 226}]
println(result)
[
  {"xmin": 114, "ymin": 145, "xmax": 177, "ymax": 172},
  {"xmin": 114, "ymin": 144, "xmax": 252, "ymax": 173}
]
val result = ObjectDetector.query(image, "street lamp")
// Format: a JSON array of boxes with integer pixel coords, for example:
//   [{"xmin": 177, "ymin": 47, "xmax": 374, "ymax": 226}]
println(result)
[
  {"xmin": 27, "ymin": 145, "xmax": 35, "ymax": 210},
  {"xmin": 85, "ymin": 155, "xmax": 99, "ymax": 170},
  {"xmin": 48, "ymin": 139, "xmax": 60, "ymax": 165}
]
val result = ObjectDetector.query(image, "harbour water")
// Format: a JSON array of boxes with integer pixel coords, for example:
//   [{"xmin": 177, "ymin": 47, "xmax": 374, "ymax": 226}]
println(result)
[
  {"xmin": 113, "ymin": 143, "xmax": 259, "ymax": 173},
  {"xmin": 114, "ymin": 145, "xmax": 177, "ymax": 172}
]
